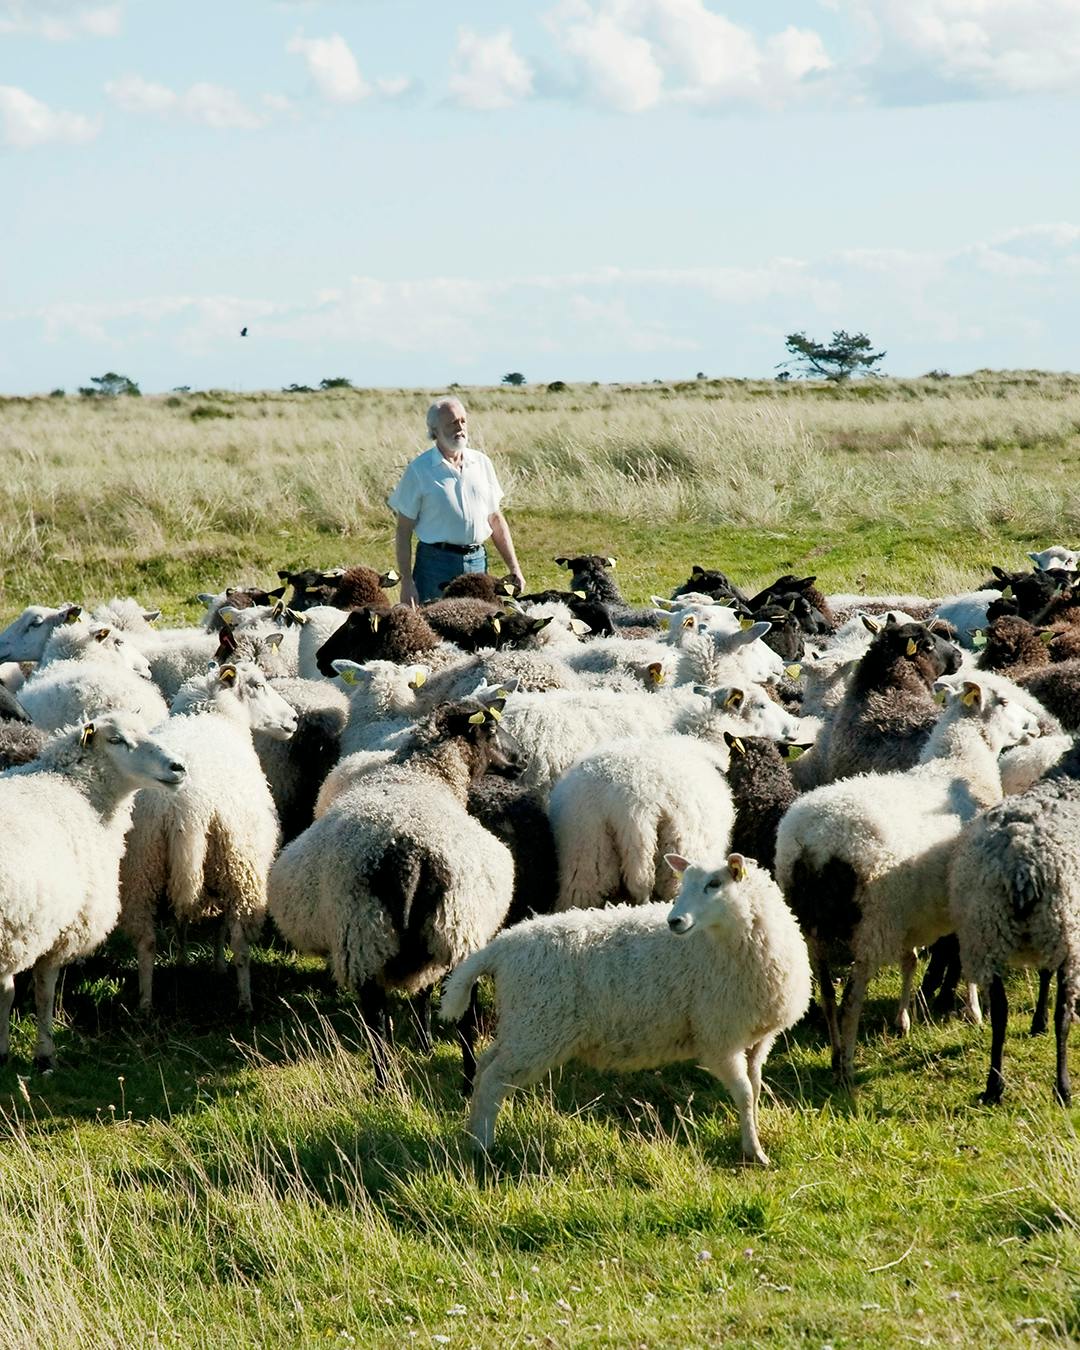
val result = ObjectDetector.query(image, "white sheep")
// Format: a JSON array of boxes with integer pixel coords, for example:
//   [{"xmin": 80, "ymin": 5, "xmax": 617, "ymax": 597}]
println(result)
[
  {"xmin": 0, "ymin": 712, "xmax": 186, "ymax": 1068},
  {"xmin": 119, "ymin": 662, "xmax": 297, "ymax": 1012},
  {"xmin": 0, "ymin": 602, "xmax": 82, "ymax": 664},
  {"xmin": 1029, "ymin": 546, "xmax": 1079, "ymax": 572},
  {"xmin": 775, "ymin": 680, "xmax": 1040, "ymax": 1082},
  {"xmin": 439, "ymin": 852, "xmax": 812, "ymax": 1164},
  {"xmin": 675, "ymin": 622, "xmax": 785, "ymax": 687},
  {"xmin": 18, "ymin": 656, "xmax": 168, "ymax": 733}
]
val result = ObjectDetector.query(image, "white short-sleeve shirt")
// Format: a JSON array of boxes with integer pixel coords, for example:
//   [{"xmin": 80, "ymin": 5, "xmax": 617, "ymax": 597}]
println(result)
[{"xmin": 387, "ymin": 446, "xmax": 504, "ymax": 546}]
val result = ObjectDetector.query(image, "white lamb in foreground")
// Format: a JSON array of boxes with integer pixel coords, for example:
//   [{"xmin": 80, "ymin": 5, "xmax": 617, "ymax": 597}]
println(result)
[
  {"xmin": 440, "ymin": 852, "xmax": 811, "ymax": 1165},
  {"xmin": 0, "ymin": 713, "xmax": 186, "ymax": 1069}
]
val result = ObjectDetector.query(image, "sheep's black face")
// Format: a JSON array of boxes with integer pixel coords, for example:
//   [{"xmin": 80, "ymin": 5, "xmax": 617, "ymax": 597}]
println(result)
[
  {"xmin": 674, "ymin": 566, "xmax": 741, "ymax": 601},
  {"xmin": 315, "ymin": 607, "xmax": 387, "ymax": 676},
  {"xmin": 278, "ymin": 567, "xmax": 343, "ymax": 611},
  {"xmin": 887, "ymin": 621, "xmax": 960, "ymax": 679},
  {"xmin": 755, "ymin": 606, "xmax": 804, "ymax": 662}
]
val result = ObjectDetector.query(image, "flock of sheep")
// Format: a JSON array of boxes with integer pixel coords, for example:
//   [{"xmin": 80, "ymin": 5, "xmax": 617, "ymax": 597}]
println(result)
[{"xmin": 0, "ymin": 543, "xmax": 1079, "ymax": 1165}]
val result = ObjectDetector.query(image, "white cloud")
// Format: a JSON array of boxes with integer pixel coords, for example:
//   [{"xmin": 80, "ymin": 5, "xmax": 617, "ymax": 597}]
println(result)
[
  {"xmin": 105, "ymin": 75, "xmax": 269, "ymax": 129},
  {"xmin": 0, "ymin": 85, "xmax": 99, "ymax": 147},
  {"xmin": 547, "ymin": 1, "xmax": 830, "ymax": 111},
  {"xmin": 849, "ymin": 0, "xmax": 1080, "ymax": 96},
  {"xmin": 287, "ymin": 32, "xmax": 369, "ymax": 102},
  {"xmin": 375, "ymin": 75, "xmax": 413, "ymax": 99},
  {"xmin": 448, "ymin": 29, "xmax": 534, "ymax": 110},
  {"xmin": 0, "ymin": 2, "xmax": 121, "ymax": 39}
]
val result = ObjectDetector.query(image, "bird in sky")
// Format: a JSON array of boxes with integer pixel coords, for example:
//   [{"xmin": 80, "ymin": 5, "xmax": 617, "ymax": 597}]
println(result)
[{"xmin": 240, "ymin": 327, "xmax": 248, "ymax": 337}]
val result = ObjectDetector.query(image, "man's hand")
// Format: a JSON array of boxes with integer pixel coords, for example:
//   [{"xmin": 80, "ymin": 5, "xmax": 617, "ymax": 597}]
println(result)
[
  {"xmin": 399, "ymin": 578, "xmax": 419, "ymax": 608},
  {"xmin": 509, "ymin": 570, "xmax": 526, "ymax": 595}
]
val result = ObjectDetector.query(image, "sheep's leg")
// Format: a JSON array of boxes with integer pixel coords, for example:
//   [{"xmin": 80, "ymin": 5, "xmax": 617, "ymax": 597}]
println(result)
[
  {"xmin": 359, "ymin": 982, "xmax": 390, "ymax": 1088},
  {"xmin": 980, "ymin": 974, "xmax": 1008, "ymax": 1105},
  {"xmin": 960, "ymin": 981, "xmax": 982, "ymax": 1025},
  {"xmin": 466, "ymin": 1046, "xmax": 541, "ymax": 1155},
  {"xmin": 920, "ymin": 934, "xmax": 955, "ymax": 1001},
  {"xmin": 896, "ymin": 950, "xmax": 918, "ymax": 1036},
  {"xmin": 136, "ymin": 933, "xmax": 156, "ymax": 1013},
  {"xmin": 745, "ymin": 1035, "xmax": 777, "ymax": 1142},
  {"xmin": 176, "ymin": 920, "xmax": 190, "ymax": 966},
  {"xmin": 214, "ymin": 918, "xmax": 229, "ymax": 974},
  {"xmin": 411, "ymin": 988, "xmax": 433, "ymax": 1055},
  {"xmin": 458, "ymin": 986, "xmax": 481, "ymax": 1099},
  {"xmin": 229, "ymin": 916, "xmax": 252, "ymax": 1013},
  {"xmin": 706, "ymin": 1051, "xmax": 769, "ymax": 1166},
  {"xmin": 0, "ymin": 972, "xmax": 14, "ymax": 1064},
  {"xmin": 836, "ymin": 962, "xmax": 871, "ymax": 1086},
  {"xmin": 811, "ymin": 940, "xmax": 842, "ymax": 1070},
  {"xmin": 1054, "ymin": 967, "xmax": 1072, "ymax": 1107},
  {"xmin": 31, "ymin": 960, "xmax": 61, "ymax": 1072},
  {"xmin": 1031, "ymin": 969, "xmax": 1052, "ymax": 1037}
]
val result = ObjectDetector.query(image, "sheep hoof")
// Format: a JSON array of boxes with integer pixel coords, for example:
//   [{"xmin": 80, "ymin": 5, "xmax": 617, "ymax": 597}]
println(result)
[
  {"xmin": 1054, "ymin": 1084, "xmax": 1072, "ymax": 1108},
  {"xmin": 32, "ymin": 1055, "xmax": 54, "ymax": 1075},
  {"xmin": 1029, "ymin": 1017, "xmax": 1048, "ymax": 1037},
  {"xmin": 0, "ymin": 1053, "xmax": 7, "ymax": 1068},
  {"xmin": 979, "ymin": 1077, "xmax": 1005, "ymax": 1106},
  {"xmin": 741, "ymin": 1150, "xmax": 770, "ymax": 1168}
]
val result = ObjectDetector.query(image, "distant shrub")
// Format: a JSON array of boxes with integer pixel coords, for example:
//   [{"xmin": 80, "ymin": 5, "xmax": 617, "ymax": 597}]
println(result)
[
  {"xmin": 283, "ymin": 383, "xmax": 314, "ymax": 394},
  {"xmin": 190, "ymin": 404, "xmax": 233, "ymax": 421},
  {"xmin": 79, "ymin": 372, "xmax": 141, "ymax": 398},
  {"xmin": 546, "ymin": 380, "xmax": 568, "ymax": 393},
  {"xmin": 165, "ymin": 396, "xmax": 183, "ymax": 408},
  {"xmin": 696, "ymin": 371, "xmax": 707, "ymax": 380},
  {"xmin": 172, "ymin": 385, "xmax": 191, "ymax": 394},
  {"xmin": 924, "ymin": 369, "xmax": 951, "ymax": 380},
  {"xmin": 49, "ymin": 388, "xmax": 65, "ymax": 398},
  {"xmin": 501, "ymin": 372, "xmax": 526, "ymax": 386},
  {"xmin": 319, "ymin": 377, "xmax": 353, "ymax": 390}
]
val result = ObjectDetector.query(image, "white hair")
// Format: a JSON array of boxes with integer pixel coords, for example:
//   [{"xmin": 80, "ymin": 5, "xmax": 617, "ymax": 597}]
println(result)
[{"xmin": 426, "ymin": 397, "xmax": 466, "ymax": 439}]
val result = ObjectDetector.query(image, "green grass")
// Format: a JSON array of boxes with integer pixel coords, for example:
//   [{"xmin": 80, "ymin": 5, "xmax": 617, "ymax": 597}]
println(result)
[{"xmin": 1, "ymin": 374, "xmax": 1079, "ymax": 1346}]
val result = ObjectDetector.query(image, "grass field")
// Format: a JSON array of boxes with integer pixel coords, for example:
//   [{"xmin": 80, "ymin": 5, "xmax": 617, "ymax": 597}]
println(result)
[{"xmin": 0, "ymin": 373, "xmax": 1078, "ymax": 1348}]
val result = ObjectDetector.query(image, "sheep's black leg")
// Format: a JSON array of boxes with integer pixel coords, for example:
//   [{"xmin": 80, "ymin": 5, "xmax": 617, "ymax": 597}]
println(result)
[
  {"xmin": 1054, "ymin": 967, "xmax": 1072, "ymax": 1107},
  {"xmin": 359, "ymin": 982, "xmax": 390, "ymax": 1088},
  {"xmin": 980, "ymin": 974, "xmax": 1008, "ymax": 1105},
  {"xmin": 458, "ymin": 987, "xmax": 481, "ymax": 1099},
  {"xmin": 412, "ymin": 988, "xmax": 433, "ymax": 1055},
  {"xmin": 812, "ymin": 944, "xmax": 842, "ymax": 1073},
  {"xmin": 1031, "ymin": 969, "xmax": 1052, "ymax": 1037},
  {"xmin": 931, "ymin": 940, "xmax": 962, "ymax": 1018},
  {"xmin": 921, "ymin": 935, "xmax": 957, "ymax": 1005}
]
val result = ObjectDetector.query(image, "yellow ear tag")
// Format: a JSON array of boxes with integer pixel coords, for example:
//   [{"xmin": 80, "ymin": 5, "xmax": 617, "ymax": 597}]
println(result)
[
  {"xmin": 647, "ymin": 663, "xmax": 665, "ymax": 685},
  {"xmin": 93, "ymin": 628, "xmax": 110, "ymax": 642},
  {"xmin": 574, "ymin": 591, "xmax": 586, "ymax": 600},
  {"xmin": 606, "ymin": 557, "xmax": 617, "ymax": 567},
  {"xmin": 219, "ymin": 664, "xmax": 238, "ymax": 685},
  {"xmin": 681, "ymin": 615, "xmax": 695, "ymax": 628},
  {"xmin": 339, "ymin": 667, "xmax": 358, "ymax": 685},
  {"xmin": 739, "ymin": 617, "xmax": 755, "ymax": 631},
  {"xmin": 467, "ymin": 710, "xmax": 486, "ymax": 725},
  {"xmin": 1001, "ymin": 585, "xmax": 1014, "ymax": 600},
  {"xmin": 385, "ymin": 570, "xmax": 400, "ymax": 584},
  {"xmin": 785, "ymin": 664, "xmax": 802, "ymax": 680},
  {"xmin": 729, "ymin": 857, "xmax": 746, "ymax": 882},
  {"xmin": 659, "ymin": 617, "xmax": 670, "ymax": 631},
  {"xmin": 492, "ymin": 617, "xmax": 501, "ymax": 633},
  {"xmin": 785, "ymin": 745, "xmax": 805, "ymax": 761},
  {"xmin": 370, "ymin": 613, "xmax": 380, "ymax": 631},
  {"xmin": 724, "ymin": 690, "xmax": 744, "ymax": 709},
  {"xmin": 503, "ymin": 584, "xmax": 515, "ymax": 595},
  {"xmin": 1040, "ymin": 630, "xmax": 1056, "ymax": 645},
  {"xmin": 961, "ymin": 686, "xmax": 979, "ymax": 707},
  {"xmin": 972, "ymin": 631, "xmax": 988, "ymax": 649},
  {"xmin": 488, "ymin": 706, "xmax": 503, "ymax": 721},
  {"xmin": 730, "ymin": 736, "xmax": 746, "ymax": 755},
  {"xmin": 906, "ymin": 638, "xmax": 918, "ymax": 656},
  {"xmin": 934, "ymin": 688, "xmax": 948, "ymax": 705},
  {"xmin": 410, "ymin": 668, "xmax": 427, "ymax": 688},
  {"xmin": 79, "ymin": 723, "xmax": 96, "ymax": 748}
]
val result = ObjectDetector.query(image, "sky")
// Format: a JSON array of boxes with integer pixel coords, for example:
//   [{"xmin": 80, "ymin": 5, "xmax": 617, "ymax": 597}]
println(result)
[{"xmin": 1, "ymin": 0, "xmax": 1079, "ymax": 394}]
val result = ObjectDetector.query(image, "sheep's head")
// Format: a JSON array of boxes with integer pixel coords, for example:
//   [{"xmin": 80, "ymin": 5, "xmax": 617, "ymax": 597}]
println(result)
[
  {"xmin": 934, "ymin": 679, "xmax": 1041, "ymax": 751},
  {"xmin": 315, "ymin": 605, "xmax": 438, "ymax": 676},
  {"xmin": 975, "ymin": 615, "xmax": 1053, "ymax": 673},
  {"xmin": 75, "ymin": 712, "xmax": 187, "ymax": 788},
  {"xmin": 664, "ymin": 853, "xmax": 757, "ymax": 934},
  {"xmin": 857, "ymin": 619, "xmax": 960, "ymax": 691},
  {"xmin": 277, "ymin": 567, "xmax": 345, "ymax": 610},
  {"xmin": 421, "ymin": 695, "xmax": 525, "ymax": 781}
]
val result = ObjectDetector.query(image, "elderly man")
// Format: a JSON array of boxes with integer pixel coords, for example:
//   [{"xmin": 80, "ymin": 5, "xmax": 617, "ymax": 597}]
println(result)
[{"xmin": 389, "ymin": 396, "xmax": 526, "ymax": 605}]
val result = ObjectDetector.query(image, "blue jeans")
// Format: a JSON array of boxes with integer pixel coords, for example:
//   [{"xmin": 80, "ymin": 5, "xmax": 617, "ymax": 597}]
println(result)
[{"xmin": 413, "ymin": 542, "xmax": 487, "ymax": 603}]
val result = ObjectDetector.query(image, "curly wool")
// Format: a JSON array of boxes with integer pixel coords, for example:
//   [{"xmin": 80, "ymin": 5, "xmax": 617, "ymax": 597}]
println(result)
[
  {"xmin": 0, "ymin": 721, "xmax": 46, "ymax": 769},
  {"xmin": 254, "ymin": 677, "xmax": 349, "ymax": 841},
  {"xmin": 314, "ymin": 606, "xmax": 443, "ymax": 675},
  {"xmin": 725, "ymin": 736, "xmax": 799, "ymax": 875},
  {"xmin": 18, "ymin": 660, "xmax": 168, "ymax": 733}
]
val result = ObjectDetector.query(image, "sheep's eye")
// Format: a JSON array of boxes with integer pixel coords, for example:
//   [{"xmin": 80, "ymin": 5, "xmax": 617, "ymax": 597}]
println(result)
[
  {"xmin": 705, "ymin": 878, "xmax": 722, "ymax": 890},
  {"xmin": 30, "ymin": 617, "xmax": 43, "ymax": 627},
  {"xmin": 107, "ymin": 735, "xmax": 124, "ymax": 745}
]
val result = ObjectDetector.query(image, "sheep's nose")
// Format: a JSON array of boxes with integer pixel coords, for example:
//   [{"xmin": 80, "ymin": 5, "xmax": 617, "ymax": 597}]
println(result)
[
  {"xmin": 668, "ymin": 915, "xmax": 693, "ymax": 935},
  {"xmin": 168, "ymin": 761, "xmax": 185, "ymax": 773}
]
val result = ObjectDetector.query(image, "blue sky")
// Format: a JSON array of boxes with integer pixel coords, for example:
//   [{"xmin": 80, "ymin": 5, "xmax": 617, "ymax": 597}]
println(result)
[{"xmin": 2, "ymin": 0, "xmax": 1079, "ymax": 393}]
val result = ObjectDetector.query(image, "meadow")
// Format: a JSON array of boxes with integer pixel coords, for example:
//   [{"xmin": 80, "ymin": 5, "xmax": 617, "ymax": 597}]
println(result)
[{"xmin": 0, "ymin": 372, "xmax": 1078, "ymax": 1348}]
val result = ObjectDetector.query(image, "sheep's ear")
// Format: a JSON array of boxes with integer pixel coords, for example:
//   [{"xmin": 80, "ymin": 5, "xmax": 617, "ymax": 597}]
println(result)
[
  {"xmin": 651, "ymin": 595, "xmax": 675, "ymax": 611},
  {"xmin": 646, "ymin": 661, "xmax": 665, "ymax": 686},
  {"xmin": 691, "ymin": 566, "xmax": 705, "ymax": 577},
  {"xmin": 218, "ymin": 664, "xmax": 238, "ymax": 685},
  {"xmin": 1027, "ymin": 553, "xmax": 1042, "ymax": 568},
  {"xmin": 502, "ymin": 583, "xmax": 516, "ymax": 596},
  {"xmin": 276, "ymin": 570, "xmax": 292, "ymax": 581},
  {"xmin": 143, "ymin": 609, "xmax": 161, "ymax": 623},
  {"xmin": 369, "ymin": 612, "xmax": 381, "ymax": 631},
  {"xmin": 93, "ymin": 627, "xmax": 111, "ymax": 642},
  {"xmin": 568, "ymin": 618, "xmax": 591, "ymax": 636},
  {"xmin": 664, "ymin": 853, "xmax": 690, "ymax": 875},
  {"xmin": 331, "ymin": 659, "xmax": 365, "ymax": 685},
  {"xmin": 884, "ymin": 612, "xmax": 900, "ymax": 627},
  {"xmin": 573, "ymin": 590, "xmax": 587, "ymax": 600},
  {"xmin": 681, "ymin": 614, "xmax": 696, "ymax": 629},
  {"xmin": 971, "ymin": 628, "xmax": 987, "ymax": 649},
  {"xmin": 553, "ymin": 557, "xmax": 569, "ymax": 568},
  {"xmin": 381, "ymin": 569, "xmax": 400, "ymax": 587},
  {"xmin": 63, "ymin": 605, "xmax": 83, "ymax": 625},
  {"xmin": 498, "ymin": 678, "xmax": 521, "ymax": 694},
  {"xmin": 722, "ymin": 687, "xmax": 745, "ymax": 710},
  {"xmin": 218, "ymin": 606, "xmax": 241, "ymax": 627},
  {"xmin": 960, "ymin": 681, "xmax": 983, "ymax": 708},
  {"xmin": 467, "ymin": 710, "xmax": 487, "ymax": 725},
  {"xmin": 605, "ymin": 556, "xmax": 617, "ymax": 568},
  {"xmin": 734, "ymin": 620, "xmax": 770, "ymax": 644},
  {"xmin": 727, "ymin": 853, "xmax": 747, "ymax": 882},
  {"xmin": 264, "ymin": 631, "xmax": 285, "ymax": 649},
  {"xmin": 531, "ymin": 615, "xmax": 553, "ymax": 632},
  {"xmin": 79, "ymin": 722, "xmax": 96, "ymax": 748},
  {"xmin": 197, "ymin": 593, "xmax": 217, "ymax": 605},
  {"xmin": 799, "ymin": 576, "xmax": 817, "ymax": 587},
  {"xmin": 1039, "ymin": 629, "xmax": 1056, "ymax": 645},
  {"xmin": 408, "ymin": 665, "xmax": 429, "ymax": 688},
  {"xmin": 268, "ymin": 585, "xmax": 287, "ymax": 600},
  {"xmin": 861, "ymin": 614, "xmax": 882, "ymax": 634},
  {"xmin": 692, "ymin": 684, "xmax": 712, "ymax": 698},
  {"xmin": 1001, "ymin": 585, "xmax": 1014, "ymax": 600},
  {"xmin": 992, "ymin": 566, "xmax": 1008, "ymax": 580},
  {"xmin": 785, "ymin": 663, "xmax": 802, "ymax": 680},
  {"xmin": 723, "ymin": 732, "xmax": 746, "ymax": 756}
]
